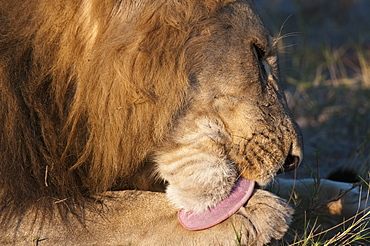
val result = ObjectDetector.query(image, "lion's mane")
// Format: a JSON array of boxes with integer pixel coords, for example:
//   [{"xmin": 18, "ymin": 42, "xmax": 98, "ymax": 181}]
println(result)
[{"xmin": 0, "ymin": 0, "xmax": 236, "ymax": 217}]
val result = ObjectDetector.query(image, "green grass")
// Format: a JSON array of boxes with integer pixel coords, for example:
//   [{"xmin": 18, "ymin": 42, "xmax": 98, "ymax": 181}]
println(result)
[
  {"xmin": 276, "ymin": 32, "xmax": 370, "ymax": 246},
  {"xmin": 274, "ymin": 177, "xmax": 370, "ymax": 245},
  {"xmin": 255, "ymin": 0, "xmax": 370, "ymax": 244}
]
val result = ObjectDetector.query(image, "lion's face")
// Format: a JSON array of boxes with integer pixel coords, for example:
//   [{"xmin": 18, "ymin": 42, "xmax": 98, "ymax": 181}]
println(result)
[
  {"xmin": 177, "ymin": 2, "xmax": 303, "ymax": 186},
  {"xmin": 156, "ymin": 1, "xmax": 303, "ymax": 213}
]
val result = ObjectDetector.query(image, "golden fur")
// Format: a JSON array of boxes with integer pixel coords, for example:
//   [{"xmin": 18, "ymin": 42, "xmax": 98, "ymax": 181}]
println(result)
[
  {"xmin": 1, "ymin": 0, "xmax": 213, "ymax": 206},
  {"xmin": 0, "ymin": 0, "xmax": 303, "ymax": 245}
]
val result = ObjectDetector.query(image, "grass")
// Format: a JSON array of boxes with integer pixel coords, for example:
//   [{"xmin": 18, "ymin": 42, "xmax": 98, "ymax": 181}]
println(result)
[
  {"xmin": 274, "ymin": 176, "xmax": 370, "ymax": 245},
  {"xmin": 255, "ymin": 0, "xmax": 370, "ymax": 245},
  {"xmin": 277, "ymin": 33, "xmax": 370, "ymax": 246}
]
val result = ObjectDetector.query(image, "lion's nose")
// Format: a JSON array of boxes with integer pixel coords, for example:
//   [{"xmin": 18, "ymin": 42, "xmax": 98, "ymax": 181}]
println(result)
[{"xmin": 279, "ymin": 154, "xmax": 300, "ymax": 173}]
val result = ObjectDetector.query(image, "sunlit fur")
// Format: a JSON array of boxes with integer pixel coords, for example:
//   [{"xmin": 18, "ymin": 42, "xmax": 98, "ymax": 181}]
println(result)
[
  {"xmin": 1, "ymin": 1, "xmax": 302, "ymax": 243},
  {"xmin": 157, "ymin": 117, "xmax": 238, "ymax": 212},
  {"xmin": 0, "ymin": 0, "xmax": 236, "ymax": 211}
]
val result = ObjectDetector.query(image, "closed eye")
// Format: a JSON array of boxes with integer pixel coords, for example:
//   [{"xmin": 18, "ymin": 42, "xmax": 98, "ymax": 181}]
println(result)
[
  {"xmin": 252, "ymin": 44, "xmax": 266, "ymax": 61},
  {"xmin": 252, "ymin": 44, "xmax": 268, "ymax": 85}
]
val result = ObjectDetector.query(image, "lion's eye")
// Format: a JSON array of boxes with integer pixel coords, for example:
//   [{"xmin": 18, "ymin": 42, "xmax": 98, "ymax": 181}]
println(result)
[
  {"xmin": 252, "ymin": 44, "xmax": 268, "ymax": 82},
  {"xmin": 253, "ymin": 44, "xmax": 265, "ymax": 61}
]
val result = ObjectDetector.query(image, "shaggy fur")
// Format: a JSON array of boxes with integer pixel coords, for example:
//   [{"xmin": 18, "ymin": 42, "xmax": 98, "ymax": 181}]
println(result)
[
  {"xmin": 1, "ymin": 0, "xmax": 213, "ymax": 211},
  {"xmin": 1, "ymin": 0, "xmax": 303, "ymax": 245}
]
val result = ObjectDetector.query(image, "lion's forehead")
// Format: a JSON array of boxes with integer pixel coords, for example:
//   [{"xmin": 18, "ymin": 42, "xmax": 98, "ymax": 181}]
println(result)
[{"xmin": 214, "ymin": 1, "xmax": 271, "ymax": 45}]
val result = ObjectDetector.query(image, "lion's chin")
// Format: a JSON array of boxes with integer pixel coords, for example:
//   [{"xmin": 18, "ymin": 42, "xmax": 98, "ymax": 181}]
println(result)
[{"xmin": 240, "ymin": 169, "xmax": 278, "ymax": 187}]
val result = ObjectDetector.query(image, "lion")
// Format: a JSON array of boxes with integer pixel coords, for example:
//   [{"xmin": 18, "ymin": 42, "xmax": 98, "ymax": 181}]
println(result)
[{"xmin": 0, "ymin": 0, "xmax": 303, "ymax": 245}]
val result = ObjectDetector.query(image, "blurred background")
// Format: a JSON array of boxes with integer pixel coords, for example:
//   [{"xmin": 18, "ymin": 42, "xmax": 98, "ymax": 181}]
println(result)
[{"xmin": 255, "ymin": 0, "xmax": 370, "ymax": 180}]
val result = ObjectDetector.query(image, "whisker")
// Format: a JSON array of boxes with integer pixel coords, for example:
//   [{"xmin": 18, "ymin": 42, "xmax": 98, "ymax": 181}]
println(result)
[
  {"xmin": 273, "ymin": 14, "xmax": 301, "ymax": 50},
  {"xmin": 276, "ymin": 15, "xmax": 294, "ymax": 40},
  {"xmin": 230, "ymin": 134, "xmax": 283, "ymax": 166}
]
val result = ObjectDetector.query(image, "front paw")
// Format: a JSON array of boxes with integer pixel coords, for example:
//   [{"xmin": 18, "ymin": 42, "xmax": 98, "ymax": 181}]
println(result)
[{"xmin": 233, "ymin": 189, "xmax": 293, "ymax": 245}]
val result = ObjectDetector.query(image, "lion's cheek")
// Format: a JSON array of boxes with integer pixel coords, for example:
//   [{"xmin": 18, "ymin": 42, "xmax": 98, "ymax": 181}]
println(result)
[
  {"xmin": 226, "ymin": 123, "xmax": 293, "ymax": 183},
  {"xmin": 238, "ymin": 166, "xmax": 277, "ymax": 186}
]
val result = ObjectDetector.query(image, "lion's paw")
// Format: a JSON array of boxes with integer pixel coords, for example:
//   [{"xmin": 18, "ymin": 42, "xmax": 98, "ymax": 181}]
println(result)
[{"xmin": 233, "ymin": 189, "xmax": 293, "ymax": 245}]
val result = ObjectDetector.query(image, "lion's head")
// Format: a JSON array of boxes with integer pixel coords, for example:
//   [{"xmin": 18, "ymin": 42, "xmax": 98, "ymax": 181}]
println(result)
[
  {"xmin": 0, "ymin": 0, "xmax": 302, "ymax": 225},
  {"xmin": 155, "ymin": 1, "xmax": 303, "ymax": 213},
  {"xmin": 180, "ymin": 2, "xmax": 303, "ymax": 186}
]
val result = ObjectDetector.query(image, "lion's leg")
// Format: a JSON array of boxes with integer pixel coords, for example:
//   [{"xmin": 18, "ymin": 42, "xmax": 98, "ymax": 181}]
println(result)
[
  {"xmin": 2, "ymin": 189, "xmax": 291, "ymax": 246},
  {"xmin": 2, "ymin": 190, "xmax": 240, "ymax": 246},
  {"xmin": 156, "ymin": 116, "xmax": 238, "ymax": 213}
]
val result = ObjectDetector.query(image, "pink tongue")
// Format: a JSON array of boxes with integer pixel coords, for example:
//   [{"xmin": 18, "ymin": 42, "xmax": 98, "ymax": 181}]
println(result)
[{"xmin": 178, "ymin": 178, "xmax": 255, "ymax": 231}]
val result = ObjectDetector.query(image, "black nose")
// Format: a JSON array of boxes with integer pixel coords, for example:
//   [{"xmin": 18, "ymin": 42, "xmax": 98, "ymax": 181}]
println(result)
[{"xmin": 278, "ymin": 155, "xmax": 300, "ymax": 173}]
